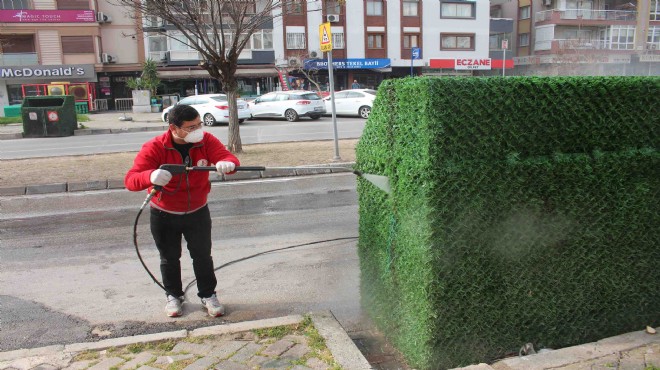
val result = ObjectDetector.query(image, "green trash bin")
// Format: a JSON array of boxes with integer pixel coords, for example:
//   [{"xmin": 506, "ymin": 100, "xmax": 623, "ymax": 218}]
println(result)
[{"xmin": 21, "ymin": 95, "xmax": 77, "ymax": 138}]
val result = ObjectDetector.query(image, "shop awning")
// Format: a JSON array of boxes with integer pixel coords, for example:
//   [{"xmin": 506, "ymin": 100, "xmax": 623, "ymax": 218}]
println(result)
[{"xmin": 158, "ymin": 67, "xmax": 278, "ymax": 79}]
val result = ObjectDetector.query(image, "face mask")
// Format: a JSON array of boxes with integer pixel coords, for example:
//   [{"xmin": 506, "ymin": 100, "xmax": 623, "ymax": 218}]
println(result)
[{"xmin": 175, "ymin": 127, "xmax": 204, "ymax": 143}]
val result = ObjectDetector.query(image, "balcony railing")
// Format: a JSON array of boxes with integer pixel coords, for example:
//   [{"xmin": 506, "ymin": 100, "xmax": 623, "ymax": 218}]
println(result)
[
  {"xmin": 165, "ymin": 49, "xmax": 253, "ymax": 62},
  {"xmin": 0, "ymin": 52, "xmax": 39, "ymax": 66},
  {"xmin": 535, "ymin": 38, "xmax": 637, "ymax": 51},
  {"xmin": 535, "ymin": 9, "xmax": 637, "ymax": 23}
]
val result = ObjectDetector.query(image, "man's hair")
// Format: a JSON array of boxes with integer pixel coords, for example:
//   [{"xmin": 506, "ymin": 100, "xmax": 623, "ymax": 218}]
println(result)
[{"xmin": 168, "ymin": 104, "xmax": 199, "ymax": 127}]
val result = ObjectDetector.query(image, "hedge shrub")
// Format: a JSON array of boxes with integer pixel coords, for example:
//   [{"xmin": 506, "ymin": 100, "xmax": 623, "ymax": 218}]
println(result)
[{"xmin": 355, "ymin": 76, "xmax": 659, "ymax": 369}]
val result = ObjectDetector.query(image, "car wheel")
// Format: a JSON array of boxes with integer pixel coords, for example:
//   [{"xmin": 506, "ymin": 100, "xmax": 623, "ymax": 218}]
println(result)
[
  {"xmin": 309, "ymin": 114, "xmax": 321, "ymax": 120},
  {"xmin": 285, "ymin": 109, "xmax": 299, "ymax": 122},
  {"xmin": 359, "ymin": 106, "xmax": 371, "ymax": 119},
  {"xmin": 238, "ymin": 119, "xmax": 245, "ymax": 124},
  {"xmin": 203, "ymin": 113, "xmax": 216, "ymax": 126}
]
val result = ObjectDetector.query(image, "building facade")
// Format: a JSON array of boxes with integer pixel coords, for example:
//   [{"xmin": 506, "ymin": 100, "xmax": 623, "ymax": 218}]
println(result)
[{"xmin": 492, "ymin": 0, "xmax": 660, "ymax": 76}]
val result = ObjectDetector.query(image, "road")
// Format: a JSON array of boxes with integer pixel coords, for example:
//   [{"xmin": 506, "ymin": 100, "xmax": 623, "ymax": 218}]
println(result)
[
  {"xmin": 0, "ymin": 174, "xmax": 366, "ymax": 351},
  {"xmin": 0, "ymin": 117, "xmax": 366, "ymax": 160}
]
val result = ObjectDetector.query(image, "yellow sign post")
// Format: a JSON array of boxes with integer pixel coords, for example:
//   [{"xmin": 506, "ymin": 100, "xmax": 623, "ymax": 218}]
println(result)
[{"xmin": 319, "ymin": 22, "xmax": 332, "ymax": 52}]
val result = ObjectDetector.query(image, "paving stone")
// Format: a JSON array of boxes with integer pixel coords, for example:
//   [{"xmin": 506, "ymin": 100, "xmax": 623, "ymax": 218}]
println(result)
[
  {"xmin": 281, "ymin": 343, "xmax": 311, "ymax": 360},
  {"xmin": 261, "ymin": 339, "xmax": 295, "ymax": 357},
  {"xmin": 62, "ymin": 360, "xmax": 92, "ymax": 370},
  {"xmin": 153, "ymin": 354, "xmax": 195, "ymax": 365},
  {"xmin": 172, "ymin": 342, "xmax": 215, "ymax": 355},
  {"xmin": 208, "ymin": 340, "xmax": 248, "ymax": 360},
  {"xmin": 87, "ymin": 357, "xmax": 125, "ymax": 370},
  {"xmin": 306, "ymin": 357, "xmax": 331, "ymax": 370},
  {"xmin": 119, "ymin": 352, "xmax": 154, "ymax": 370},
  {"xmin": 135, "ymin": 367, "xmax": 161, "ymax": 370},
  {"xmin": 589, "ymin": 354, "xmax": 620, "ymax": 369},
  {"xmin": 210, "ymin": 360, "xmax": 251, "ymax": 370},
  {"xmin": 619, "ymin": 346, "xmax": 647, "ymax": 370},
  {"xmin": 646, "ymin": 344, "xmax": 660, "ymax": 367},
  {"xmin": 227, "ymin": 342, "xmax": 263, "ymax": 363},
  {"xmin": 246, "ymin": 355, "xmax": 271, "ymax": 367},
  {"xmin": 259, "ymin": 357, "xmax": 293, "ymax": 369},
  {"xmin": 282, "ymin": 334, "xmax": 308, "ymax": 344},
  {"xmin": 31, "ymin": 365, "xmax": 59, "ymax": 370},
  {"xmin": 182, "ymin": 356, "xmax": 218, "ymax": 370}
]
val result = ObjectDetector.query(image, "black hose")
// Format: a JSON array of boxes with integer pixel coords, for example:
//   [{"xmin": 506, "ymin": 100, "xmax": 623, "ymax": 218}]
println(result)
[{"xmin": 133, "ymin": 190, "xmax": 358, "ymax": 299}]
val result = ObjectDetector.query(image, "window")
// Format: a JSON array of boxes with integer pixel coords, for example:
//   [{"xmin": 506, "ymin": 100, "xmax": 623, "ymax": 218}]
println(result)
[
  {"xmin": 368, "ymin": 34, "xmax": 384, "ymax": 49},
  {"xmin": 403, "ymin": 0, "xmax": 418, "ymax": 16},
  {"xmin": 286, "ymin": 32, "xmax": 306, "ymax": 49},
  {"xmin": 61, "ymin": 36, "xmax": 94, "ymax": 53},
  {"xmin": 519, "ymin": 5, "xmax": 530, "ymax": 19},
  {"xmin": 652, "ymin": 0, "xmax": 660, "ymax": 21},
  {"xmin": 1, "ymin": 0, "xmax": 30, "ymax": 9},
  {"xmin": 147, "ymin": 34, "xmax": 167, "ymax": 60},
  {"xmin": 169, "ymin": 32, "xmax": 196, "ymax": 51},
  {"xmin": 0, "ymin": 34, "xmax": 35, "ymax": 52},
  {"xmin": 366, "ymin": 0, "xmax": 383, "ymax": 16},
  {"xmin": 57, "ymin": 0, "xmax": 89, "ymax": 9},
  {"xmin": 403, "ymin": 34, "xmax": 419, "ymax": 49},
  {"xmin": 287, "ymin": 0, "xmax": 303, "ymax": 14},
  {"xmin": 519, "ymin": 33, "xmax": 530, "ymax": 47},
  {"xmin": 250, "ymin": 30, "xmax": 273, "ymax": 50},
  {"xmin": 440, "ymin": 33, "xmax": 474, "ymax": 50},
  {"xmin": 325, "ymin": 0, "xmax": 341, "ymax": 14},
  {"xmin": 441, "ymin": 1, "xmax": 475, "ymax": 18},
  {"xmin": 332, "ymin": 32, "xmax": 345, "ymax": 49},
  {"xmin": 607, "ymin": 25, "xmax": 635, "ymax": 50},
  {"xmin": 648, "ymin": 26, "xmax": 660, "ymax": 49}
]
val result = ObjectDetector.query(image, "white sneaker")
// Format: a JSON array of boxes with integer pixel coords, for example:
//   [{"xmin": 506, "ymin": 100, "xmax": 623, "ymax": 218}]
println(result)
[
  {"xmin": 165, "ymin": 295, "xmax": 183, "ymax": 317},
  {"xmin": 201, "ymin": 294, "xmax": 225, "ymax": 317}
]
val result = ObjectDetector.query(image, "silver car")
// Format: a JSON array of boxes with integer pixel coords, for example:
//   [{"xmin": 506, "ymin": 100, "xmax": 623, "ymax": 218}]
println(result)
[
  {"xmin": 161, "ymin": 94, "xmax": 250, "ymax": 126},
  {"xmin": 248, "ymin": 90, "xmax": 326, "ymax": 122}
]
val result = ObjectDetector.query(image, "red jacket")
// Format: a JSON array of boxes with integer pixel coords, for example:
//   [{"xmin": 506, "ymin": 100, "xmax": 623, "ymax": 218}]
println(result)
[{"xmin": 124, "ymin": 130, "xmax": 239, "ymax": 213}]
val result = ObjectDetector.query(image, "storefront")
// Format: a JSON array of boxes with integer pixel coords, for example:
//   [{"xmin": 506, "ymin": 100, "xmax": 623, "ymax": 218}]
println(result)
[
  {"xmin": 428, "ymin": 58, "xmax": 514, "ymax": 76},
  {"xmin": 302, "ymin": 58, "xmax": 391, "ymax": 91},
  {"xmin": 0, "ymin": 64, "xmax": 97, "ymax": 116}
]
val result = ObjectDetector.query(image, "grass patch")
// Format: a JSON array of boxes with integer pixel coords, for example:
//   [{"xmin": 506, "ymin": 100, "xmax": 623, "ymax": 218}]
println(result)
[
  {"xmin": 73, "ymin": 350, "xmax": 100, "ymax": 361},
  {"xmin": 184, "ymin": 335, "xmax": 212, "ymax": 344},
  {"xmin": 165, "ymin": 357, "xmax": 198, "ymax": 370},
  {"xmin": 252, "ymin": 324, "xmax": 299, "ymax": 340}
]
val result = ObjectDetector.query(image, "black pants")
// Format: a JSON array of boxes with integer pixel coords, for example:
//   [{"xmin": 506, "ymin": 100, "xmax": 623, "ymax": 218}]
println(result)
[{"xmin": 150, "ymin": 205, "xmax": 217, "ymax": 298}]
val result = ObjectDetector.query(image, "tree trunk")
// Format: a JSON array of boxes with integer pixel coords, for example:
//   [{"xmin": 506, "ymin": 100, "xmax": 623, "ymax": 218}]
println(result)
[{"xmin": 225, "ymin": 88, "xmax": 242, "ymax": 153}]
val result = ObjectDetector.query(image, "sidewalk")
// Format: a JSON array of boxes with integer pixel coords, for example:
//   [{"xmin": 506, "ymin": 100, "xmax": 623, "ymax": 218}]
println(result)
[
  {"xmin": 0, "ymin": 111, "xmax": 167, "ymax": 140},
  {"xmin": 0, "ymin": 312, "xmax": 372, "ymax": 370}
]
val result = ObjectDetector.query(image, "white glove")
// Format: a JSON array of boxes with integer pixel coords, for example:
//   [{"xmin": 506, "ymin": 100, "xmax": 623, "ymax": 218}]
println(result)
[
  {"xmin": 216, "ymin": 161, "xmax": 236, "ymax": 174},
  {"xmin": 150, "ymin": 169, "xmax": 172, "ymax": 186}
]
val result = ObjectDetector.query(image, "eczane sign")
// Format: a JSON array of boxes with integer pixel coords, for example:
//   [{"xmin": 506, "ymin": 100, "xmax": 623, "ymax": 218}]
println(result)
[{"xmin": 429, "ymin": 58, "xmax": 492, "ymax": 70}]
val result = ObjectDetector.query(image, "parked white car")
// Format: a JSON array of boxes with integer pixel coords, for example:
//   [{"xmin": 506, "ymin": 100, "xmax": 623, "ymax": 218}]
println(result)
[
  {"xmin": 247, "ymin": 90, "xmax": 326, "ymax": 122},
  {"xmin": 324, "ymin": 89, "xmax": 377, "ymax": 119},
  {"xmin": 161, "ymin": 94, "xmax": 251, "ymax": 126}
]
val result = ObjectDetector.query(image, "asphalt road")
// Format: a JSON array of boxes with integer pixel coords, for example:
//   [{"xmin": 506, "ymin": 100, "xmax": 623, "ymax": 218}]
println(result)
[
  {"xmin": 0, "ymin": 117, "xmax": 366, "ymax": 160},
  {"xmin": 0, "ymin": 174, "xmax": 366, "ymax": 352}
]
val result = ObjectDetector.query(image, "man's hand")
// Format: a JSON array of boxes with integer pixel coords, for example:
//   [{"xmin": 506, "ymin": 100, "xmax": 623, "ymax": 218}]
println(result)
[
  {"xmin": 150, "ymin": 169, "xmax": 172, "ymax": 186},
  {"xmin": 216, "ymin": 161, "xmax": 236, "ymax": 174}
]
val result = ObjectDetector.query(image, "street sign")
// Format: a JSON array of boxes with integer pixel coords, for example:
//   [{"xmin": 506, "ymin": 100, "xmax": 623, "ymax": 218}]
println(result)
[
  {"xmin": 411, "ymin": 47, "xmax": 421, "ymax": 60},
  {"xmin": 319, "ymin": 22, "xmax": 332, "ymax": 52},
  {"xmin": 502, "ymin": 39, "xmax": 508, "ymax": 49}
]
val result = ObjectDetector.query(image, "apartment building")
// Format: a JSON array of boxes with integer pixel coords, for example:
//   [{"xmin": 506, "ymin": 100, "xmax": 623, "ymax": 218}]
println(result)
[{"xmin": 492, "ymin": 0, "xmax": 660, "ymax": 76}]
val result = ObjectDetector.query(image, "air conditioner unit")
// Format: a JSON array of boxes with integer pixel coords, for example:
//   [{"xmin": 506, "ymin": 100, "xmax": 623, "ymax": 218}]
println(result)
[
  {"xmin": 97, "ymin": 12, "xmax": 112, "ymax": 23},
  {"xmin": 543, "ymin": 0, "xmax": 552, "ymax": 6},
  {"xmin": 309, "ymin": 50, "xmax": 321, "ymax": 58},
  {"xmin": 649, "ymin": 43, "xmax": 658, "ymax": 50},
  {"xmin": 288, "ymin": 57, "xmax": 301, "ymax": 67},
  {"xmin": 327, "ymin": 14, "xmax": 340, "ymax": 23},
  {"xmin": 101, "ymin": 53, "xmax": 117, "ymax": 64}
]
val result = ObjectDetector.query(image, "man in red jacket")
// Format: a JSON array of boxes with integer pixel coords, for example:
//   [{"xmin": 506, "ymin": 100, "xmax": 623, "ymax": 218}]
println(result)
[{"xmin": 125, "ymin": 104, "xmax": 239, "ymax": 318}]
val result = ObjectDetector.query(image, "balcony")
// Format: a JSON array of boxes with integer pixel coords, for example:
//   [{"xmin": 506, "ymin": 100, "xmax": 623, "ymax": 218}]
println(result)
[
  {"xmin": 0, "ymin": 52, "xmax": 38, "ymax": 66},
  {"xmin": 535, "ymin": 39, "xmax": 636, "ymax": 52},
  {"xmin": 535, "ymin": 9, "xmax": 637, "ymax": 24},
  {"xmin": 163, "ymin": 49, "xmax": 254, "ymax": 65}
]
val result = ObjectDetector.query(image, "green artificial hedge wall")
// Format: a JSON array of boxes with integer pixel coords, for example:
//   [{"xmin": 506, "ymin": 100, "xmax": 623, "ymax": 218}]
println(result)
[{"xmin": 355, "ymin": 76, "xmax": 659, "ymax": 369}]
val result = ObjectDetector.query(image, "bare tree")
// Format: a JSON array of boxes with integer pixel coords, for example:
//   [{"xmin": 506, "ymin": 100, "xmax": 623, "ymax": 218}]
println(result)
[
  {"xmin": 288, "ymin": 51, "xmax": 325, "ymax": 95},
  {"xmin": 111, "ymin": 0, "xmax": 295, "ymax": 153}
]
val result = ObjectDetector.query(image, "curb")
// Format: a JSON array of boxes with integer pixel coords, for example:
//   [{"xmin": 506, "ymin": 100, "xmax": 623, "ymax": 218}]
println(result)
[
  {"xmin": 0, "ymin": 311, "xmax": 371, "ymax": 370},
  {"xmin": 0, "ymin": 166, "xmax": 356, "ymax": 197}
]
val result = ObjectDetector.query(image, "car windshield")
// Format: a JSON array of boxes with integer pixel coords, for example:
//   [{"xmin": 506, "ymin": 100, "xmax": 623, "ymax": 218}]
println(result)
[
  {"xmin": 292, "ymin": 93, "xmax": 321, "ymax": 100},
  {"xmin": 364, "ymin": 90, "xmax": 377, "ymax": 96},
  {"xmin": 210, "ymin": 96, "xmax": 228, "ymax": 102}
]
